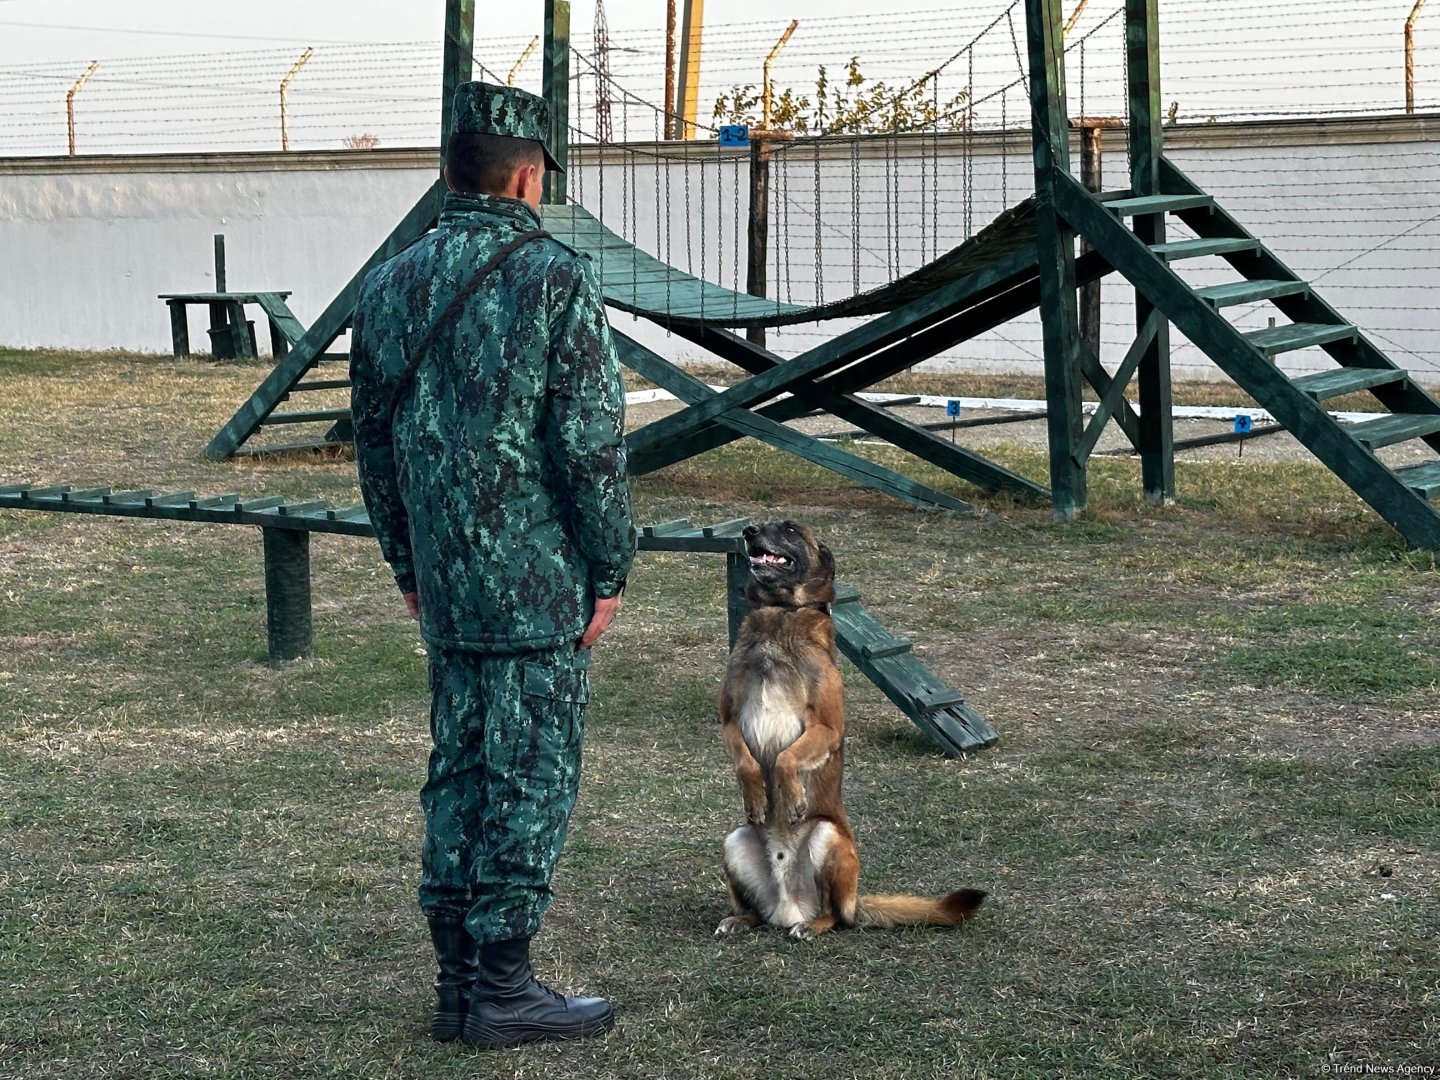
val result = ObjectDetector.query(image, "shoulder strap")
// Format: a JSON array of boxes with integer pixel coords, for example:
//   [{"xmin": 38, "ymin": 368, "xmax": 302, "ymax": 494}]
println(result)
[{"xmin": 387, "ymin": 227, "xmax": 551, "ymax": 428}]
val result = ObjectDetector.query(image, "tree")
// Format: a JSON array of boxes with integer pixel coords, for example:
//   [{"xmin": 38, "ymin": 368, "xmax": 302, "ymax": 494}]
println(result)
[{"xmin": 712, "ymin": 59, "xmax": 970, "ymax": 136}]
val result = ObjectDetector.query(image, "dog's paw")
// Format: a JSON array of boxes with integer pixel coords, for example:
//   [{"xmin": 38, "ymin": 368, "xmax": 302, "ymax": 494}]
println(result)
[
  {"xmin": 785, "ymin": 794, "xmax": 808, "ymax": 824},
  {"xmin": 744, "ymin": 801, "xmax": 767, "ymax": 826},
  {"xmin": 715, "ymin": 916, "xmax": 754, "ymax": 937},
  {"xmin": 787, "ymin": 923, "xmax": 814, "ymax": 942}
]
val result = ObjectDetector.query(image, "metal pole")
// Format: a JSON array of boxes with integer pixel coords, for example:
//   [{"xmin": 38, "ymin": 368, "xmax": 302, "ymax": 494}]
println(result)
[
  {"xmin": 279, "ymin": 47, "xmax": 314, "ymax": 152},
  {"xmin": 508, "ymin": 35, "xmax": 540, "ymax": 85},
  {"xmin": 66, "ymin": 61, "xmax": 99, "ymax": 157},
  {"xmin": 440, "ymin": 0, "xmax": 477, "ymax": 180},
  {"xmin": 1407, "ymin": 0, "xmax": 1429, "ymax": 113},
  {"xmin": 676, "ymin": 0, "xmax": 705, "ymax": 139},
  {"xmin": 762, "ymin": 20, "xmax": 799, "ymax": 129}
]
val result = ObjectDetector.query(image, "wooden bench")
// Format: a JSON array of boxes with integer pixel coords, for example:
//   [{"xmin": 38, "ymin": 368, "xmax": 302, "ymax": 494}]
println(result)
[{"xmin": 0, "ymin": 483, "xmax": 997, "ymax": 755}]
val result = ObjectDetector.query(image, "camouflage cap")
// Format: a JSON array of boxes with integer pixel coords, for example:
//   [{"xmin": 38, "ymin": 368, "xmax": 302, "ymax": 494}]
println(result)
[{"xmin": 451, "ymin": 81, "xmax": 564, "ymax": 173}]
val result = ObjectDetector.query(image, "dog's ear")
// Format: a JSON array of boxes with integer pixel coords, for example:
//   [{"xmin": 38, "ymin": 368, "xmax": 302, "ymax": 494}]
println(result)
[{"xmin": 816, "ymin": 542, "xmax": 835, "ymax": 576}]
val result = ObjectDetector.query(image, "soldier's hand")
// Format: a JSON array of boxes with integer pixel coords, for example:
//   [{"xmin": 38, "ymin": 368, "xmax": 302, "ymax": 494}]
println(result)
[
  {"xmin": 578, "ymin": 594, "xmax": 623, "ymax": 651},
  {"xmin": 402, "ymin": 591, "xmax": 421, "ymax": 621}
]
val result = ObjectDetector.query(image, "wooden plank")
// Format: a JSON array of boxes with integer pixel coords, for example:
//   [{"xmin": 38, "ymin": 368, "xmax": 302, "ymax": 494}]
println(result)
[
  {"xmin": 252, "ymin": 292, "xmax": 308, "ymax": 348},
  {"xmin": 1079, "ymin": 312, "xmax": 1158, "ymax": 461},
  {"xmin": 260, "ymin": 408, "xmax": 351, "ymax": 426},
  {"xmin": 61, "ymin": 487, "xmax": 111, "ymax": 502},
  {"xmin": 325, "ymin": 504, "xmax": 370, "ymax": 521},
  {"xmin": 0, "ymin": 483, "xmax": 33, "ymax": 496},
  {"xmin": 860, "ymin": 637, "xmax": 912, "ymax": 660},
  {"xmin": 287, "ymin": 378, "xmax": 352, "ymax": 392},
  {"xmin": 1104, "ymin": 193, "xmax": 1214, "ymax": 216},
  {"xmin": 146, "ymin": 492, "xmax": 194, "ymax": 508},
  {"xmin": 1149, "ymin": 237, "xmax": 1260, "ymax": 261},
  {"xmin": 103, "ymin": 490, "xmax": 154, "ymax": 505},
  {"xmin": 1195, "ymin": 279, "xmax": 1309, "ymax": 308},
  {"xmin": 1346, "ymin": 414, "xmax": 1440, "ymax": 451},
  {"xmin": 1243, "ymin": 323, "xmax": 1357, "ymax": 357},
  {"xmin": 643, "ymin": 519, "xmax": 698, "ymax": 537},
  {"xmin": 702, "ymin": 518, "xmax": 751, "ymax": 538},
  {"xmin": 189, "ymin": 494, "xmax": 239, "ymax": 510},
  {"xmin": 1395, "ymin": 461, "xmax": 1440, "ymax": 501},
  {"xmin": 439, "ymin": 0, "xmax": 476, "ymax": 169},
  {"xmin": 236, "ymin": 496, "xmax": 287, "ymax": 512},
  {"xmin": 1290, "ymin": 367, "xmax": 1409, "ymax": 403},
  {"xmin": 278, "ymin": 500, "xmax": 331, "ymax": 516},
  {"xmin": 20, "ymin": 486, "xmax": 69, "ymax": 499}
]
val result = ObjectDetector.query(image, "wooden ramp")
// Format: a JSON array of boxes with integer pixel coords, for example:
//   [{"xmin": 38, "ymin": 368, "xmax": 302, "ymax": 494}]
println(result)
[{"xmin": 545, "ymin": 199, "xmax": 1039, "ymax": 328}]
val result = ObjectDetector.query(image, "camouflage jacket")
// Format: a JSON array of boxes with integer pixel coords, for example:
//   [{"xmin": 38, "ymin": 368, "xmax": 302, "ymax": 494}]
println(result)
[{"xmin": 350, "ymin": 192, "xmax": 636, "ymax": 653}]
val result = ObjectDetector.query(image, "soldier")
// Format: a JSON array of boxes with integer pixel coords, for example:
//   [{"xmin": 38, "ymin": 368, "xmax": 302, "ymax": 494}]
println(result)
[{"xmin": 350, "ymin": 81, "xmax": 636, "ymax": 1050}]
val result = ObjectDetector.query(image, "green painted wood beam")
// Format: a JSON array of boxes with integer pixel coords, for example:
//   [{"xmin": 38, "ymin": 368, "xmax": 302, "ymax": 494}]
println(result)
[
  {"xmin": 439, "ymin": 0, "xmax": 475, "ymax": 178},
  {"xmin": 542, "ymin": 0, "xmax": 570, "ymax": 204},
  {"xmin": 1026, "ymin": 0, "xmax": 1087, "ymax": 519}
]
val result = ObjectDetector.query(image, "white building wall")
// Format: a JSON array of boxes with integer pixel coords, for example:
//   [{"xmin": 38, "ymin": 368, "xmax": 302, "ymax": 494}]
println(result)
[{"xmin": 0, "ymin": 116, "xmax": 1435, "ymax": 385}]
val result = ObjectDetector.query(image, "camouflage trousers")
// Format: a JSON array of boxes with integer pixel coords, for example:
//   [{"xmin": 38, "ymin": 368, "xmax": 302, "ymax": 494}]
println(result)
[{"xmin": 418, "ymin": 644, "xmax": 589, "ymax": 944}]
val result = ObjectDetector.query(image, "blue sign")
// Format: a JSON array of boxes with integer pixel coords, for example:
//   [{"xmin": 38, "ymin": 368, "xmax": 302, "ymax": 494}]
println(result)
[
  {"xmin": 718, "ymin": 124, "xmax": 750, "ymax": 147},
  {"xmin": 1233, "ymin": 414, "xmax": 1253, "ymax": 434},
  {"xmin": 946, "ymin": 400, "xmax": 962, "ymax": 418}
]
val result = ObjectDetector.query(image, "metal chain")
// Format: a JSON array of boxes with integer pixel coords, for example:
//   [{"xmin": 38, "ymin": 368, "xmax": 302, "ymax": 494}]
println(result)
[
  {"xmin": 851, "ymin": 138, "xmax": 861, "ymax": 294},
  {"xmin": 732, "ymin": 144, "xmax": 741, "ymax": 317},
  {"xmin": 813, "ymin": 140, "xmax": 823, "ymax": 305},
  {"xmin": 883, "ymin": 135, "xmax": 893, "ymax": 283},
  {"xmin": 1001, "ymin": 89, "xmax": 1008, "ymax": 207},
  {"xmin": 965, "ymin": 50, "xmax": 975, "ymax": 239}
]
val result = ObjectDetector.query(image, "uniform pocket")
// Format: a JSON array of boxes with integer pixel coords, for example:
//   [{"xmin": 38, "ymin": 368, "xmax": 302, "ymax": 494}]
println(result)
[{"xmin": 521, "ymin": 659, "xmax": 590, "ymax": 704}]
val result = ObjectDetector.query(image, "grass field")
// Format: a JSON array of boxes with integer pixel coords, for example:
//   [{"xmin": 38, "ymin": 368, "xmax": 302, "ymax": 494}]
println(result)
[{"xmin": 1, "ymin": 349, "xmax": 1436, "ymax": 1079}]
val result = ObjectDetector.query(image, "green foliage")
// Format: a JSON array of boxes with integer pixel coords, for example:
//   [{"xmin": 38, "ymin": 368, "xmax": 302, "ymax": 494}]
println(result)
[{"xmin": 712, "ymin": 59, "xmax": 970, "ymax": 135}]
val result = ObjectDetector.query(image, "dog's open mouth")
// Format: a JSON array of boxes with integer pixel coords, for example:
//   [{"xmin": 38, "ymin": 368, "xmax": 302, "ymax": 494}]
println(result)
[{"xmin": 748, "ymin": 549, "xmax": 794, "ymax": 571}]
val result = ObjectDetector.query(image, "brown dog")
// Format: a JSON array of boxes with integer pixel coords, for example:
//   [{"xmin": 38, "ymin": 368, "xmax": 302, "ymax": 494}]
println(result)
[{"xmin": 715, "ymin": 520, "xmax": 986, "ymax": 940}]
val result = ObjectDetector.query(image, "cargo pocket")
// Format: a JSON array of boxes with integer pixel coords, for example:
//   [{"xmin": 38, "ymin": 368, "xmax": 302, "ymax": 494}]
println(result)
[{"xmin": 521, "ymin": 656, "xmax": 589, "ymax": 753}]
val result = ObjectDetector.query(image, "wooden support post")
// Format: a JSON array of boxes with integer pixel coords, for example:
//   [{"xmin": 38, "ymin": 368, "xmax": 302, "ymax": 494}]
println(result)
[
  {"xmin": 542, "ymin": 0, "xmax": 571, "ymax": 204},
  {"xmin": 262, "ymin": 527, "xmax": 313, "ymax": 666},
  {"xmin": 440, "ymin": 0, "xmax": 476, "ymax": 179},
  {"xmin": 1126, "ymin": 0, "xmax": 1175, "ymax": 504},
  {"xmin": 167, "ymin": 301, "xmax": 190, "ymax": 357},
  {"xmin": 1027, "ymin": 0, "xmax": 1087, "ymax": 519},
  {"xmin": 726, "ymin": 550, "xmax": 752, "ymax": 648},
  {"xmin": 746, "ymin": 137, "xmax": 772, "ymax": 347},
  {"xmin": 1078, "ymin": 122, "xmax": 1103, "ymax": 367}
]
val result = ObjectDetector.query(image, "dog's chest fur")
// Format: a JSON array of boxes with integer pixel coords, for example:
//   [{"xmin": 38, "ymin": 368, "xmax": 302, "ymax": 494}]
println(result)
[{"xmin": 737, "ymin": 672, "xmax": 805, "ymax": 761}]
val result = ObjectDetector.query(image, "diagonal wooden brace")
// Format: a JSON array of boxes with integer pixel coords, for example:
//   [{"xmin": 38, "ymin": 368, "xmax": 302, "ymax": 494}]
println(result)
[{"xmin": 615, "ymin": 332, "xmax": 976, "ymax": 513}]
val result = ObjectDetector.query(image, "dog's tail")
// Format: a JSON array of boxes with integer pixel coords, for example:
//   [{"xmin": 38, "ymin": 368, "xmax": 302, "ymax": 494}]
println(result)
[{"xmin": 854, "ymin": 888, "xmax": 987, "ymax": 929}]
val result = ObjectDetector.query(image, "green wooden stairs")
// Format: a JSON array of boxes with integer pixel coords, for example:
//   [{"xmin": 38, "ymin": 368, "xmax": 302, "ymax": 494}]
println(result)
[{"xmin": 1057, "ymin": 158, "xmax": 1440, "ymax": 550}]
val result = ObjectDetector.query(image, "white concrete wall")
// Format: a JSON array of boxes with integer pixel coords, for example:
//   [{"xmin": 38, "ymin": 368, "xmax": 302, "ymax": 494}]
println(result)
[{"xmin": 1, "ymin": 116, "xmax": 1436, "ymax": 386}]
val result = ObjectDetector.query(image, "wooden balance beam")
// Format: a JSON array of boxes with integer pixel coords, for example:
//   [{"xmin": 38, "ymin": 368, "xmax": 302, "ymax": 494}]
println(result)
[{"xmin": 0, "ymin": 483, "xmax": 998, "ymax": 756}]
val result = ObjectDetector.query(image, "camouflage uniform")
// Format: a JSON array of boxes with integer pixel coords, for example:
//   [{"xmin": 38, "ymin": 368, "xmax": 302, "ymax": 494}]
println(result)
[{"xmin": 350, "ymin": 86, "xmax": 635, "ymax": 945}]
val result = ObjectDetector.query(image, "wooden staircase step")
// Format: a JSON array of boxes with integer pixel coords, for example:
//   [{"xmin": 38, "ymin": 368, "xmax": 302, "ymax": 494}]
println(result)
[
  {"xmin": 260, "ymin": 408, "xmax": 352, "ymax": 426},
  {"xmin": 1243, "ymin": 322, "xmax": 1357, "ymax": 357},
  {"xmin": 231, "ymin": 439, "xmax": 350, "ymax": 457},
  {"xmin": 1290, "ymin": 367, "xmax": 1410, "ymax": 403},
  {"xmin": 1394, "ymin": 461, "xmax": 1440, "ymax": 501},
  {"xmin": 859, "ymin": 637, "xmax": 912, "ymax": 660},
  {"xmin": 1150, "ymin": 237, "xmax": 1261, "ymax": 261},
  {"xmin": 1194, "ymin": 279, "xmax": 1309, "ymax": 308},
  {"xmin": 287, "ymin": 378, "xmax": 353, "ymax": 392},
  {"xmin": 1346, "ymin": 413, "xmax": 1440, "ymax": 451},
  {"xmin": 1103, "ymin": 193, "xmax": 1215, "ymax": 217}
]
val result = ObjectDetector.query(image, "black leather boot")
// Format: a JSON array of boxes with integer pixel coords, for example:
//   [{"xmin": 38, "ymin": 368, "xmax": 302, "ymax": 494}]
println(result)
[
  {"xmin": 461, "ymin": 937, "xmax": 614, "ymax": 1048},
  {"xmin": 426, "ymin": 914, "xmax": 479, "ymax": 1042}
]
